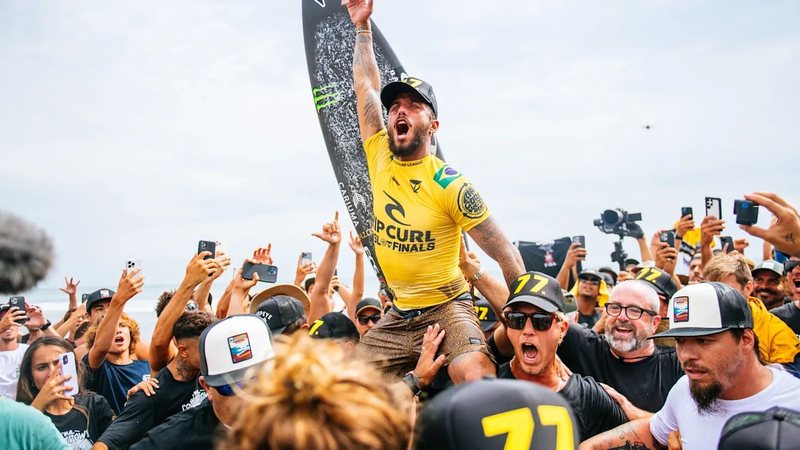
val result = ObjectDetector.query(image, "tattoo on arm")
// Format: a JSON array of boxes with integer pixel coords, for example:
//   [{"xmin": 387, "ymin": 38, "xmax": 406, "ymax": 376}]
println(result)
[
  {"xmin": 468, "ymin": 217, "xmax": 525, "ymax": 286},
  {"xmin": 353, "ymin": 33, "xmax": 384, "ymax": 138}
]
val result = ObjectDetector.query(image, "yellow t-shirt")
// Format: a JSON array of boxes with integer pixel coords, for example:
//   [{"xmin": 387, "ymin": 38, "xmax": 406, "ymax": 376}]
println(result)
[
  {"xmin": 363, "ymin": 130, "xmax": 490, "ymax": 309},
  {"xmin": 748, "ymin": 296, "xmax": 800, "ymax": 364}
]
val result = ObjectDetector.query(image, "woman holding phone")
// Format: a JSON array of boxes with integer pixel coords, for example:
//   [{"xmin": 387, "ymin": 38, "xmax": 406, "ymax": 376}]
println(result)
[{"xmin": 16, "ymin": 336, "xmax": 114, "ymax": 449}]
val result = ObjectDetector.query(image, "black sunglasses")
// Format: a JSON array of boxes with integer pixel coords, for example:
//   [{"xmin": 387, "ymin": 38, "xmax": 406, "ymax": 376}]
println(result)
[
  {"xmin": 605, "ymin": 303, "xmax": 657, "ymax": 320},
  {"xmin": 579, "ymin": 277, "xmax": 600, "ymax": 285},
  {"xmin": 357, "ymin": 314, "xmax": 381, "ymax": 325},
  {"xmin": 503, "ymin": 311, "xmax": 556, "ymax": 331}
]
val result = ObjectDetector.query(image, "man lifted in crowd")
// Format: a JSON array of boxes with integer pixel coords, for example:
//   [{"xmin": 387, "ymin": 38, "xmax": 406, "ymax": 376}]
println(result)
[
  {"xmin": 581, "ymin": 283, "xmax": 800, "ymax": 450},
  {"xmin": 344, "ymin": 0, "xmax": 524, "ymax": 382},
  {"xmin": 557, "ymin": 280, "xmax": 683, "ymax": 414},
  {"xmin": 498, "ymin": 271, "xmax": 627, "ymax": 440}
]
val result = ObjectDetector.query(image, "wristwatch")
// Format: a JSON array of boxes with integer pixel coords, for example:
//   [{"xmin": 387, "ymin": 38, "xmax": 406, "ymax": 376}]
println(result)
[
  {"xmin": 403, "ymin": 371, "xmax": 423, "ymax": 396},
  {"xmin": 39, "ymin": 320, "xmax": 52, "ymax": 332},
  {"xmin": 469, "ymin": 267, "xmax": 484, "ymax": 282}
]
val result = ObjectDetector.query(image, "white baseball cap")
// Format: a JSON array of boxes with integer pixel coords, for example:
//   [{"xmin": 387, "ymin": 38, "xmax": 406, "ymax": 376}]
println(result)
[
  {"xmin": 199, "ymin": 314, "xmax": 275, "ymax": 387},
  {"xmin": 651, "ymin": 282, "xmax": 753, "ymax": 338}
]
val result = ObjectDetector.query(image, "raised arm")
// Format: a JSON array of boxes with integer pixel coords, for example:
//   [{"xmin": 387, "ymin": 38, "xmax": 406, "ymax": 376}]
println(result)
[
  {"xmin": 344, "ymin": 0, "xmax": 384, "ymax": 141},
  {"xmin": 459, "ymin": 239, "xmax": 508, "ymax": 318},
  {"xmin": 556, "ymin": 243, "xmax": 586, "ymax": 290},
  {"xmin": 343, "ymin": 230, "xmax": 366, "ymax": 319},
  {"xmin": 193, "ymin": 249, "xmax": 230, "ymax": 313},
  {"xmin": 150, "ymin": 253, "xmax": 218, "ymax": 373},
  {"xmin": 309, "ymin": 212, "xmax": 342, "ymax": 323},
  {"xmin": 466, "ymin": 216, "xmax": 525, "ymax": 287},
  {"xmin": 88, "ymin": 269, "xmax": 144, "ymax": 369}
]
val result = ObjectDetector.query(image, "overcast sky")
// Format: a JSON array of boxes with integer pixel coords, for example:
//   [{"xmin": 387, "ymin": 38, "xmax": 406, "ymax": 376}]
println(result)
[{"xmin": 1, "ymin": 0, "xmax": 797, "ymax": 296}]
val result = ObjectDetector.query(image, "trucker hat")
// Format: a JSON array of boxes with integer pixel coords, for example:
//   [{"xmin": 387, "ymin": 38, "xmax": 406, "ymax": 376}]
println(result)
[
  {"xmin": 598, "ymin": 266, "xmax": 618, "ymax": 285},
  {"xmin": 251, "ymin": 295, "xmax": 306, "ymax": 336},
  {"xmin": 578, "ymin": 269, "xmax": 603, "ymax": 282},
  {"xmin": 634, "ymin": 267, "xmax": 679, "ymax": 299},
  {"xmin": 718, "ymin": 406, "xmax": 800, "ymax": 450},
  {"xmin": 473, "ymin": 297, "xmax": 499, "ymax": 333},
  {"xmin": 354, "ymin": 298, "xmax": 382, "ymax": 317},
  {"xmin": 250, "ymin": 283, "xmax": 310, "ymax": 314},
  {"xmin": 505, "ymin": 272, "xmax": 565, "ymax": 313},
  {"xmin": 309, "ymin": 312, "xmax": 359, "ymax": 342},
  {"xmin": 752, "ymin": 260, "xmax": 785, "ymax": 278},
  {"xmin": 414, "ymin": 378, "xmax": 578, "ymax": 450},
  {"xmin": 380, "ymin": 77, "xmax": 439, "ymax": 117},
  {"xmin": 651, "ymin": 282, "xmax": 753, "ymax": 339},
  {"xmin": 199, "ymin": 314, "xmax": 274, "ymax": 387},
  {"xmin": 86, "ymin": 289, "xmax": 115, "ymax": 312}
]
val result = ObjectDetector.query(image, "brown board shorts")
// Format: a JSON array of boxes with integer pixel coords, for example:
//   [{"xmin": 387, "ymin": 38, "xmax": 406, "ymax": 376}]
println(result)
[{"xmin": 358, "ymin": 293, "xmax": 493, "ymax": 377}]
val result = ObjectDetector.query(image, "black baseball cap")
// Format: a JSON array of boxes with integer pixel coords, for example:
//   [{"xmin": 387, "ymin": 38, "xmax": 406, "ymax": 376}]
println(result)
[
  {"xmin": 718, "ymin": 406, "xmax": 800, "ymax": 450},
  {"xmin": 473, "ymin": 297, "xmax": 499, "ymax": 333},
  {"xmin": 309, "ymin": 312, "xmax": 359, "ymax": 342},
  {"xmin": 598, "ymin": 266, "xmax": 618, "ymax": 285},
  {"xmin": 578, "ymin": 269, "xmax": 603, "ymax": 282},
  {"xmin": 354, "ymin": 298, "xmax": 382, "ymax": 317},
  {"xmin": 86, "ymin": 288, "xmax": 115, "ymax": 312},
  {"xmin": 414, "ymin": 378, "xmax": 578, "ymax": 450},
  {"xmin": 651, "ymin": 282, "xmax": 753, "ymax": 339},
  {"xmin": 380, "ymin": 77, "xmax": 439, "ymax": 117},
  {"xmin": 505, "ymin": 271, "xmax": 565, "ymax": 313},
  {"xmin": 252, "ymin": 295, "xmax": 306, "ymax": 336},
  {"xmin": 634, "ymin": 267, "xmax": 678, "ymax": 299}
]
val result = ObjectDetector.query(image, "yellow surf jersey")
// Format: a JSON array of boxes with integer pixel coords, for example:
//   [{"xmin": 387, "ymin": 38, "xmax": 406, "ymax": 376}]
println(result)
[{"xmin": 364, "ymin": 130, "xmax": 490, "ymax": 310}]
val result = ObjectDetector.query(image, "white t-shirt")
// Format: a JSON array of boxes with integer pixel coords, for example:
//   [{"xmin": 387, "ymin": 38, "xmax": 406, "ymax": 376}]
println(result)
[
  {"xmin": 0, "ymin": 344, "xmax": 30, "ymax": 400},
  {"xmin": 651, "ymin": 365, "xmax": 800, "ymax": 450}
]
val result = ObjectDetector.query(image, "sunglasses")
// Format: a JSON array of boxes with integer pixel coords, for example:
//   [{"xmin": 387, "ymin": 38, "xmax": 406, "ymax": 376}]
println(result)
[
  {"xmin": 579, "ymin": 277, "xmax": 600, "ymax": 285},
  {"xmin": 214, "ymin": 379, "xmax": 250, "ymax": 397},
  {"xmin": 605, "ymin": 303, "xmax": 657, "ymax": 320},
  {"xmin": 357, "ymin": 314, "xmax": 381, "ymax": 325},
  {"xmin": 503, "ymin": 311, "xmax": 556, "ymax": 331}
]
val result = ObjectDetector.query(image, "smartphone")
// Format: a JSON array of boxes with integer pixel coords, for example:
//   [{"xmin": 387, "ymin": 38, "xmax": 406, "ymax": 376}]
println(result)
[
  {"xmin": 705, "ymin": 197, "xmax": 722, "ymax": 219},
  {"xmin": 124, "ymin": 259, "xmax": 142, "ymax": 272},
  {"xmin": 571, "ymin": 235, "xmax": 586, "ymax": 248},
  {"xmin": 58, "ymin": 352, "xmax": 79, "ymax": 397},
  {"xmin": 8, "ymin": 296, "xmax": 28, "ymax": 324},
  {"xmin": 681, "ymin": 207, "xmax": 693, "ymax": 219},
  {"xmin": 81, "ymin": 293, "xmax": 89, "ymax": 303},
  {"xmin": 242, "ymin": 262, "xmax": 278, "ymax": 283},
  {"xmin": 720, "ymin": 236, "xmax": 734, "ymax": 253},
  {"xmin": 301, "ymin": 252, "xmax": 313, "ymax": 265},
  {"xmin": 198, "ymin": 240, "xmax": 216, "ymax": 260},
  {"xmin": 659, "ymin": 230, "xmax": 675, "ymax": 248}
]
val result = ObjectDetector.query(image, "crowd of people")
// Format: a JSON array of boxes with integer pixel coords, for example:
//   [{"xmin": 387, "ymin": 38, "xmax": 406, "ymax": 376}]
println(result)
[{"xmin": 3, "ymin": 1, "xmax": 800, "ymax": 449}]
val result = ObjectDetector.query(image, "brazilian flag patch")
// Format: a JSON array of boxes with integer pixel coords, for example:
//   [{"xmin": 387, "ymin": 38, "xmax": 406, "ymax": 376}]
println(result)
[{"xmin": 433, "ymin": 165, "xmax": 462, "ymax": 189}]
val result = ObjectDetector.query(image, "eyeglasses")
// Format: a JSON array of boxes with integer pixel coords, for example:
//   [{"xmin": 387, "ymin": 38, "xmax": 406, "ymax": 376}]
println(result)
[
  {"xmin": 579, "ymin": 277, "xmax": 600, "ymax": 285},
  {"xmin": 605, "ymin": 303, "xmax": 657, "ymax": 320},
  {"xmin": 214, "ymin": 379, "xmax": 250, "ymax": 397},
  {"xmin": 357, "ymin": 314, "xmax": 381, "ymax": 325},
  {"xmin": 503, "ymin": 312, "xmax": 556, "ymax": 331}
]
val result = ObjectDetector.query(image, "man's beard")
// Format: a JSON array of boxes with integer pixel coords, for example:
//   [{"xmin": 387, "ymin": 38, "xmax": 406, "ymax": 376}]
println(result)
[
  {"xmin": 689, "ymin": 379, "xmax": 723, "ymax": 414},
  {"xmin": 387, "ymin": 124, "xmax": 427, "ymax": 158},
  {"xmin": 755, "ymin": 288, "xmax": 778, "ymax": 303},
  {"xmin": 604, "ymin": 323, "xmax": 649, "ymax": 353}
]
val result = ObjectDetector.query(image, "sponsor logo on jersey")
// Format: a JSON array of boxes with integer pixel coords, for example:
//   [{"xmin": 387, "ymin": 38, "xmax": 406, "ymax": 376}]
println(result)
[
  {"xmin": 410, "ymin": 179, "xmax": 421, "ymax": 193},
  {"xmin": 433, "ymin": 165, "xmax": 462, "ymax": 189},
  {"xmin": 312, "ymin": 83, "xmax": 341, "ymax": 112},
  {"xmin": 458, "ymin": 183, "xmax": 487, "ymax": 219},
  {"xmin": 383, "ymin": 191, "xmax": 411, "ymax": 226}
]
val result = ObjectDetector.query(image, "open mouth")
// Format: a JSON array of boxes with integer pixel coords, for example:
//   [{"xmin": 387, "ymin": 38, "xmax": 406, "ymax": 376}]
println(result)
[
  {"xmin": 522, "ymin": 343, "xmax": 538, "ymax": 363},
  {"xmin": 614, "ymin": 326, "xmax": 634, "ymax": 337},
  {"xmin": 114, "ymin": 336, "xmax": 125, "ymax": 344},
  {"xmin": 395, "ymin": 119, "xmax": 409, "ymax": 138}
]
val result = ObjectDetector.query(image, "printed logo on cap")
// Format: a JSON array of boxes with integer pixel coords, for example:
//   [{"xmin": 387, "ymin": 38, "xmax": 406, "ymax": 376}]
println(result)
[
  {"xmin": 403, "ymin": 77, "xmax": 422, "ymax": 88},
  {"xmin": 227, "ymin": 333, "xmax": 253, "ymax": 364},
  {"xmin": 673, "ymin": 296, "xmax": 689, "ymax": 323},
  {"xmin": 101, "ymin": 290, "xmax": 110, "ymax": 298}
]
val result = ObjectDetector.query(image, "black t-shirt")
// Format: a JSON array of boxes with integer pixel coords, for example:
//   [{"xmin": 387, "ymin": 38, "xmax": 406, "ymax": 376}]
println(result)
[
  {"xmin": 130, "ymin": 399, "xmax": 220, "ymax": 450},
  {"xmin": 557, "ymin": 323, "xmax": 683, "ymax": 412},
  {"xmin": 770, "ymin": 302, "xmax": 800, "ymax": 335},
  {"xmin": 498, "ymin": 362, "xmax": 627, "ymax": 440},
  {"xmin": 577, "ymin": 311, "xmax": 601, "ymax": 328},
  {"xmin": 44, "ymin": 392, "xmax": 115, "ymax": 449},
  {"xmin": 486, "ymin": 334, "xmax": 512, "ymax": 366},
  {"xmin": 82, "ymin": 354, "xmax": 150, "ymax": 415},
  {"xmin": 98, "ymin": 365, "xmax": 207, "ymax": 450}
]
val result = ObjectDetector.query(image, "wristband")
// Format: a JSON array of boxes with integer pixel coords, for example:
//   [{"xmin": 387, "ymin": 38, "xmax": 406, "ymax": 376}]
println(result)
[
  {"xmin": 469, "ymin": 267, "xmax": 484, "ymax": 282},
  {"xmin": 39, "ymin": 320, "xmax": 52, "ymax": 331},
  {"xmin": 402, "ymin": 371, "xmax": 422, "ymax": 396}
]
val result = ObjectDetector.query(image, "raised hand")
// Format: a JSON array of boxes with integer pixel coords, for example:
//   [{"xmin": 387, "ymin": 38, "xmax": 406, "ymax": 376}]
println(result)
[
  {"xmin": 675, "ymin": 215, "xmax": 695, "ymax": 240},
  {"xmin": 412, "ymin": 324, "xmax": 447, "ymax": 389},
  {"xmin": 655, "ymin": 243, "xmax": 678, "ymax": 275},
  {"xmin": 700, "ymin": 215, "xmax": 725, "ymax": 247},
  {"xmin": 563, "ymin": 242, "xmax": 588, "ymax": 269},
  {"xmin": 341, "ymin": 0, "xmax": 373, "ymax": 28},
  {"xmin": 31, "ymin": 367, "xmax": 73, "ymax": 411},
  {"xmin": 252, "ymin": 244, "xmax": 273, "ymax": 265},
  {"xmin": 0, "ymin": 307, "xmax": 25, "ymax": 333},
  {"xmin": 741, "ymin": 192, "xmax": 800, "ymax": 257},
  {"xmin": 459, "ymin": 238, "xmax": 481, "ymax": 281},
  {"xmin": 185, "ymin": 253, "xmax": 220, "ymax": 286},
  {"xmin": 25, "ymin": 305, "xmax": 47, "ymax": 329},
  {"xmin": 348, "ymin": 230, "xmax": 365, "ymax": 255},
  {"xmin": 114, "ymin": 268, "xmax": 145, "ymax": 303},
  {"xmin": 295, "ymin": 256, "xmax": 317, "ymax": 281},
  {"xmin": 232, "ymin": 265, "xmax": 258, "ymax": 292},
  {"xmin": 59, "ymin": 277, "xmax": 80, "ymax": 296},
  {"xmin": 210, "ymin": 249, "xmax": 231, "ymax": 280},
  {"xmin": 312, "ymin": 211, "xmax": 342, "ymax": 245}
]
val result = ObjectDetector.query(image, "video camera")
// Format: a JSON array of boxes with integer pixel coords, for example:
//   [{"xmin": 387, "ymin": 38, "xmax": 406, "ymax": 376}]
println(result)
[{"xmin": 593, "ymin": 208, "xmax": 643, "ymax": 238}]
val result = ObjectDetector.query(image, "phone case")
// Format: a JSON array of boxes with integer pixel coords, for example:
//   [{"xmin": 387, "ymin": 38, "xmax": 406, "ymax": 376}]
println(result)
[
  {"xmin": 198, "ymin": 241, "xmax": 216, "ymax": 260},
  {"xmin": 59, "ymin": 352, "xmax": 80, "ymax": 397},
  {"xmin": 705, "ymin": 197, "xmax": 722, "ymax": 218}
]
